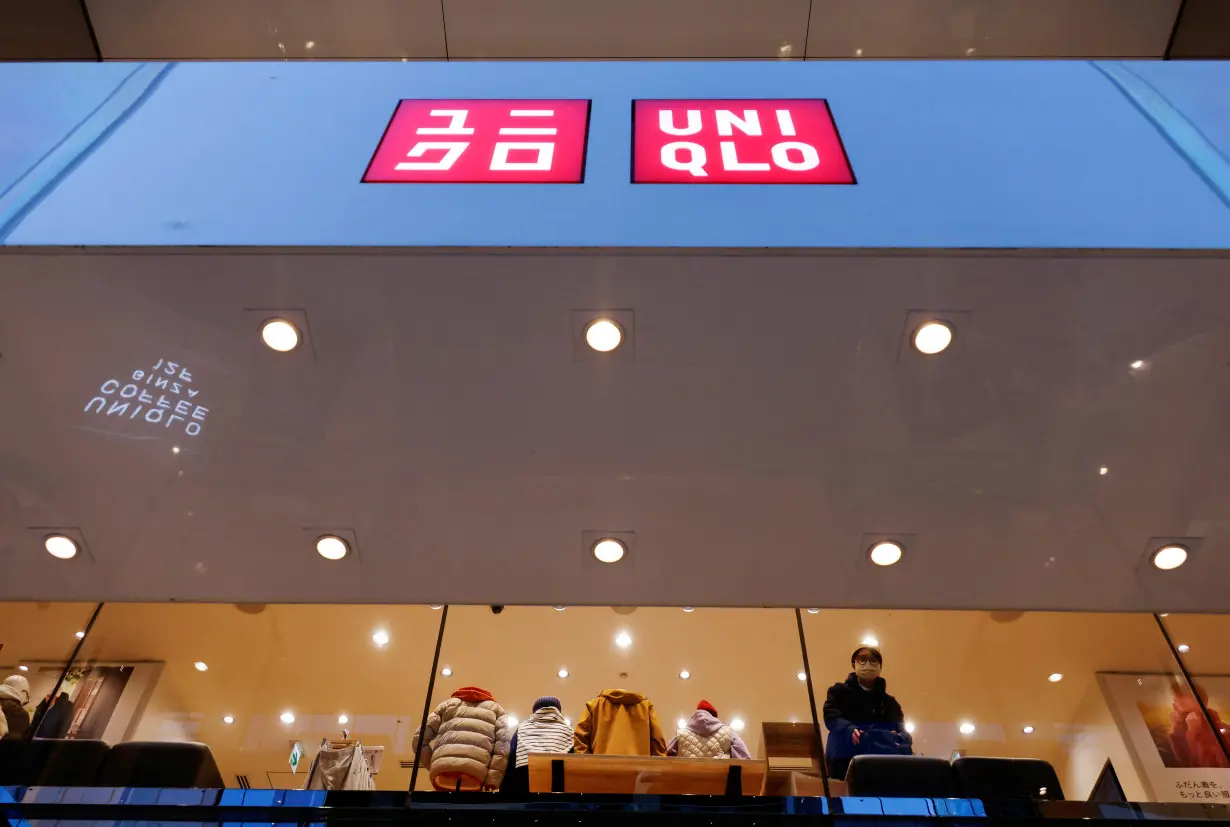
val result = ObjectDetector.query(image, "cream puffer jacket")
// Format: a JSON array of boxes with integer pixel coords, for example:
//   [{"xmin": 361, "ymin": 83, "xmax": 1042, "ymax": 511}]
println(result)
[{"xmin": 415, "ymin": 687, "xmax": 512, "ymax": 790}]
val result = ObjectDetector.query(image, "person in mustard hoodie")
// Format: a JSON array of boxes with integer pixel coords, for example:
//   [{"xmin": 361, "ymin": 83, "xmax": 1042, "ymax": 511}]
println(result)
[{"xmin": 573, "ymin": 688, "xmax": 667, "ymax": 756}]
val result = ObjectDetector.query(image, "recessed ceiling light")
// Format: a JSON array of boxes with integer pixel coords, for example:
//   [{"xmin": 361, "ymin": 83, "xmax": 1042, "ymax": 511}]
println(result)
[
  {"xmin": 44, "ymin": 534, "xmax": 79, "ymax": 560},
  {"xmin": 1022, "ymin": 725, "xmax": 1035, "ymax": 735},
  {"xmin": 682, "ymin": 607, "xmax": 695, "ymax": 613},
  {"xmin": 592, "ymin": 538, "xmax": 626, "ymax": 563},
  {"xmin": 1048, "ymin": 673, "xmax": 1063, "ymax": 683},
  {"xmin": 1099, "ymin": 466, "xmax": 1108, "ymax": 476},
  {"xmin": 1130, "ymin": 360, "xmax": 1146, "ymax": 370},
  {"xmin": 905, "ymin": 721, "xmax": 916, "ymax": 734},
  {"xmin": 223, "ymin": 715, "xmax": 234, "ymax": 724},
  {"xmin": 731, "ymin": 718, "xmax": 746, "ymax": 732},
  {"xmin": 75, "ymin": 631, "xmax": 85, "ymax": 640},
  {"xmin": 862, "ymin": 635, "xmax": 879, "ymax": 647},
  {"xmin": 868, "ymin": 541, "xmax": 903, "ymax": 567},
  {"xmin": 431, "ymin": 605, "xmax": 444, "ymax": 610},
  {"xmin": 677, "ymin": 717, "xmax": 687, "ymax": 729},
  {"xmin": 172, "ymin": 445, "xmax": 181, "ymax": 455},
  {"xmin": 959, "ymin": 722, "xmax": 976, "ymax": 735},
  {"xmin": 679, "ymin": 670, "xmax": 691, "ymax": 680},
  {"xmin": 558, "ymin": 668, "xmax": 569, "ymax": 679},
  {"xmin": 564, "ymin": 718, "xmax": 571, "ymax": 727},
  {"xmin": 797, "ymin": 671, "xmax": 807, "ymax": 682},
  {"xmin": 807, "ymin": 608, "xmax": 820, "ymax": 614},
  {"xmin": 615, "ymin": 631, "xmax": 632, "ymax": 649},
  {"xmin": 1159, "ymin": 612, "xmax": 1170, "ymax": 618},
  {"xmin": 440, "ymin": 666, "xmax": 453, "ymax": 677},
  {"xmin": 261, "ymin": 319, "xmax": 300, "ymax": 352},
  {"xmin": 554, "ymin": 606, "xmax": 567, "ymax": 612},
  {"xmin": 315, "ymin": 535, "xmax": 349, "ymax": 561},
  {"xmin": 338, "ymin": 714, "xmax": 349, "ymax": 725},
  {"xmin": 372, "ymin": 629, "xmax": 390, "ymax": 647},
  {"xmin": 584, "ymin": 318, "xmax": 623, "ymax": 353},
  {"xmin": 18, "ymin": 665, "xmax": 28, "ymax": 672},
  {"xmin": 280, "ymin": 711, "xmax": 295, "ymax": 725},
  {"xmin": 1152, "ymin": 544, "xmax": 1188, "ymax": 571},
  {"xmin": 194, "ymin": 661, "xmax": 209, "ymax": 672},
  {"xmin": 1178, "ymin": 643, "xmax": 1191, "ymax": 654},
  {"xmin": 913, "ymin": 321, "xmax": 954, "ymax": 355},
  {"xmin": 506, "ymin": 716, "xmax": 518, "ymax": 728}
]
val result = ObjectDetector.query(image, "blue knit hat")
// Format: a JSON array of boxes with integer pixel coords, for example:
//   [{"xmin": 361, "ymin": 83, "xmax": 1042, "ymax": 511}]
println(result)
[{"xmin": 533, "ymin": 696, "xmax": 562, "ymax": 712}]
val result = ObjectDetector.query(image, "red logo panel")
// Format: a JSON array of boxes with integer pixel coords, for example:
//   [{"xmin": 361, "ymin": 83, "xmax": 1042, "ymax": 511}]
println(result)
[
  {"xmin": 364, "ymin": 99, "xmax": 591, "ymax": 183},
  {"xmin": 632, "ymin": 99, "xmax": 854, "ymax": 184}
]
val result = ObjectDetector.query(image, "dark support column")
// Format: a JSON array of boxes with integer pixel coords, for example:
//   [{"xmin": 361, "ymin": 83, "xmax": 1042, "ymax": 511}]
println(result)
[
  {"xmin": 1166, "ymin": 0, "xmax": 1230, "ymax": 58},
  {"xmin": 408, "ymin": 605, "xmax": 450, "ymax": 799},
  {"xmin": 550, "ymin": 759, "xmax": 565, "ymax": 792},
  {"xmin": 723, "ymin": 764, "xmax": 743, "ymax": 797},
  {"xmin": 0, "ymin": 0, "xmax": 100, "ymax": 59}
]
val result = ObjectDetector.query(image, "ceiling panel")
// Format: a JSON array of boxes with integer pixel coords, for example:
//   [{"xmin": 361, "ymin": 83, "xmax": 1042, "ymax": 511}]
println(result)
[
  {"xmin": 442, "ymin": 0, "xmax": 810, "ymax": 59},
  {"xmin": 2, "ymin": 250, "xmax": 1229, "ymax": 612},
  {"xmin": 86, "ymin": 0, "xmax": 446, "ymax": 59},
  {"xmin": 0, "ymin": 0, "xmax": 98, "ymax": 60},
  {"xmin": 806, "ymin": 0, "xmax": 1181, "ymax": 58}
]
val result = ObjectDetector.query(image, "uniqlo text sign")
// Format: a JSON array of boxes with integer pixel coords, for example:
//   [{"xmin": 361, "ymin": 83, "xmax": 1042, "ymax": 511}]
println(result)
[
  {"xmin": 364, "ymin": 99, "xmax": 591, "ymax": 183},
  {"xmin": 632, "ymin": 99, "xmax": 854, "ymax": 184}
]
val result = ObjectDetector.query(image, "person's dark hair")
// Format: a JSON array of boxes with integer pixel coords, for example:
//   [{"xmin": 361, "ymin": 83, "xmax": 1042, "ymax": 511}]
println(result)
[
  {"xmin": 58, "ymin": 692, "xmax": 70, "ymax": 701},
  {"xmin": 851, "ymin": 646, "xmax": 883, "ymax": 666}
]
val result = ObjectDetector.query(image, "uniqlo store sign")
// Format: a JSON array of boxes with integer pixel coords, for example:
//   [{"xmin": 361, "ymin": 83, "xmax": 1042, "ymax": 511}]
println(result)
[{"xmin": 363, "ymin": 98, "xmax": 854, "ymax": 185}]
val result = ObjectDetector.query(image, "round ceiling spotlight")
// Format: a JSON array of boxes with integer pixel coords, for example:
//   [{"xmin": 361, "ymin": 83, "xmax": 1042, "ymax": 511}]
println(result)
[
  {"xmin": 1047, "ymin": 673, "xmax": 1063, "ymax": 683},
  {"xmin": 440, "ymin": 666, "xmax": 453, "ymax": 677},
  {"xmin": 44, "ymin": 534, "xmax": 79, "ymax": 560},
  {"xmin": 554, "ymin": 606, "xmax": 567, "ymax": 612},
  {"xmin": 677, "ymin": 717, "xmax": 687, "ymax": 730},
  {"xmin": 862, "ymin": 635, "xmax": 879, "ymax": 647},
  {"xmin": 338, "ymin": 714, "xmax": 349, "ymax": 725},
  {"xmin": 260, "ymin": 318, "xmax": 301, "ymax": 352},
  {"xmin": 1022, "ymin": 725, "xmax": 1035, "ymax": 735},
  {"xmin": 614, "ymin": 630, "xmax": 633, "ymax": 649},
  {"xmin": 1178, "ymin": 643, "xmax": 1191, "ymax": 654},
  {"xmin": 959, "ymin": 722, "xmax": 976, "ymax": 736},
  {"xmin": 592, "ymin": 538, "xmax": 626, "ymax": 564},
  {"xmin": 372, "ymin": 629, "xmax": 390, "ymax": 647},
  {"xmin": 17, "ymin": 666, "xmax": 28, "ymax": 672},
  {"xmin": 75, "ymin": 631, "xmax": 85, "ymax": 640},
  {"xmin": 315, "ymin": 535, "xmax": 349, "ymax": 561},
  {"xmin": 913, "ymin": 321, "xmax": 954, "ymax": 355},
  {"xmin": 682, "ymin": 607, "xmax": 695, "ymax": 613},
  {"xmin": 558, "ymin": 669, "xmax": 569, "ymax": 679},
  {"xmin": 905, "ymin": 721, "xmax": 916, "ymax": 734},
  {"xmin": 731, "ymin": 718, "xmax": 746, "ymax": 732},
  {"xmin": 797, "ymin": 671, "xmax": 807, "ymax": 682},
  {"xmin": 868, "ymin": 541, "xmax": 904, "ymax": 567},
  {"xmin": 193, "ymin": 661, "xmax": 209, "ymax": 672},
  {"xmin": 223, "ymin": 715, "xmax": 235, "ymax": 725},
  {"xmin": 1151, "ymin": 544, "xmax": 1188, "ymax": 571},
  {"xmin": 584, "ymin": 318, "xmax": 623, "ymax": 353},
  {"xmin": 280, "ymin": 711, "xmax": 296, "ymax": 725},
  {"xmin": 807, "ymin": 608, "xmax": 820, "ymax": 615},
  {"xmin": 679, "ymin": 670, "xmax": 691, "ymax": 680}
]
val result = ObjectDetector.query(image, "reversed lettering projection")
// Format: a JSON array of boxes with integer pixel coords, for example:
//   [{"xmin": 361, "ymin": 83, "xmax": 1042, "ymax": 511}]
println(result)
[
  {"xmin": 364, "ymin": 100, "xmax": 592, "ymax": 183},
  {"xmin": 632, "ymin": 100, "xmax": 854, "ymax": 184},
  {"xmin": 83, "ymin": 359, "xmax": 210, "ymax": 437}
]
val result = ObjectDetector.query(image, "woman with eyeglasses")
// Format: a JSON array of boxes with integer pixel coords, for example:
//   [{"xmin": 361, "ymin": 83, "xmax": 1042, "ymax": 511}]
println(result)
[{"xmin": 822, "ymin": 646, "xmax": 912, "ymax": 782}]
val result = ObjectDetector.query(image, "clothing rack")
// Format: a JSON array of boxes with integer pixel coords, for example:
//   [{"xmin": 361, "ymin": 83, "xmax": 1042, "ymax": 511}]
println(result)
[{"xmin": 303, "ymin": 730, "xmax": 376, "ymax": 791}]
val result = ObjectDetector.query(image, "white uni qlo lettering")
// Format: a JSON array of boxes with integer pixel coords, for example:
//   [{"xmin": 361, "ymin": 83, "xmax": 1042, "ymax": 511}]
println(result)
[
  {"xmin": 491, "ymin": 142, "xmax": 554, "ymax": 171},
  {"xmin": 499, "ymin": 109, "xmax": 558, "ymax": 136},
  {"xmin": 397, "ymin": 142, "xmax": 468, "ymax": 171},
  {"xmin": 416, "ymin": 109, "xmax": 475, "ymax": 135},
  {"xmin": 658, "ymin": 107, "xmax": 820, "ymax": 176}
]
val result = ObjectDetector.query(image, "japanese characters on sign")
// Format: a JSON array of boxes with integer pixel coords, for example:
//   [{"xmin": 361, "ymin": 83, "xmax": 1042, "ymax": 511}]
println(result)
[
  {"xmin": 631, "ymin": 99, "xmax": 855, "ymax": 184},
  {"xmin": 364, "ymin": 99, "xmax": 592, "ymax": 183},
  {"xmin": 1175, "ymin": 780, "xmax": 1230, "ymax": 800}
]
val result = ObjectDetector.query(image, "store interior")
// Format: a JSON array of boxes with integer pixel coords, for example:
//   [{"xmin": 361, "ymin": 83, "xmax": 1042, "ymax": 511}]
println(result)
[{"xmin": 2, "ymin": 601, "xmax": 1227, "ymax": 800}]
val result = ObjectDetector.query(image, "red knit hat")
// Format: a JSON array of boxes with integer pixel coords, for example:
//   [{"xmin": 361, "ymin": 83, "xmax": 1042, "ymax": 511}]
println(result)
[{"xmin": 697, "ymin": 700, "xmax": 718, "ymax": 717}]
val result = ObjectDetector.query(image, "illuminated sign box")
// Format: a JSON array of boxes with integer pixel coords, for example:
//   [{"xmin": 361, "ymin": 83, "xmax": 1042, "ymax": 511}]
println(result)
[
  {"xmin": 631, "ymin": 99, "xmax": 854, "ymax": 184},
  {"xmin": 364, "ymin": 99, "xmax": 592, "ymax": 183}
]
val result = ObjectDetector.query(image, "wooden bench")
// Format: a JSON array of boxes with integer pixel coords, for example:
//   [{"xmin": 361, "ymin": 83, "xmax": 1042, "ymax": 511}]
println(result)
[{"xmin": 528, "ymin": 753, "xmax": 768, "ymax": 796}]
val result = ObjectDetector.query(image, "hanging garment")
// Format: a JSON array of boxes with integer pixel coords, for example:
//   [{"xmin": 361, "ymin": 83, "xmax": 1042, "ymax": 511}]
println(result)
[{"xmin": 304, "ymin": 741, "xmax": 376, "ymax": 791}]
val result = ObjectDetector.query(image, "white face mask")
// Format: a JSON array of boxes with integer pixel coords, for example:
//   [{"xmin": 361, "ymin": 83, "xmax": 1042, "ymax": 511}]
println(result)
[{"xmin": 855, "ymin": 661, "xmax": 881, "ymax": 682}]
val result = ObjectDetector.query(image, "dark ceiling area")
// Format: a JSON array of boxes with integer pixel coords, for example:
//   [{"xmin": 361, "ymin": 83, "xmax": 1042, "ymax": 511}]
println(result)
[{"xmin": 2, "ymin": 0, "xmax": 1228, "ymax": 61}]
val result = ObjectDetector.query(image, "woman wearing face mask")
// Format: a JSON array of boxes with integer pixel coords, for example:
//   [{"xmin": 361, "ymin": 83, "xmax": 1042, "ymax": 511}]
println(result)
[{"xmin": 822, "ymin": 646, "xmax": 912, "ymax": 782}]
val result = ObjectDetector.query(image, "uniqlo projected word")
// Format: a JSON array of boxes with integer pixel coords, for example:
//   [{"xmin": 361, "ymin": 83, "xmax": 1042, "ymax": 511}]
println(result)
[
  {"xmin": 632, "ymin": 100, "xmax": 854, "ymax": 184},
  {"xmin": 364, "ymin": 99, "xmax": 591, "ymax": 183},
  {"xmin": 83, "ymin": 358, "xmax": 210, "ymax": 437}
]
